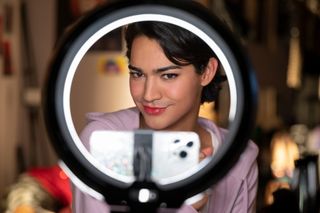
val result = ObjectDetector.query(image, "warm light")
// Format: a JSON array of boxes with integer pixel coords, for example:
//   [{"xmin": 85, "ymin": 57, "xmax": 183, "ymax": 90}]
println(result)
[
  {"xmin": 264, "ymin": 179, "xmax": 290, "ymax": 205},
  {"xmin": 270, "ymin": 132, "xmax": 299, "ymax": 178},
  {"xmin": 199, "ymin": 102, "xmax": 217, "ymax": 121},
  {"xmin": 286, "ymin": 27, "xmax": 302, "ymax": 89}
]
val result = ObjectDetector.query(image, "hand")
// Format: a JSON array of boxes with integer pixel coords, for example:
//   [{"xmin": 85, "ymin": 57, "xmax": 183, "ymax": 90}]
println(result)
[
  {"xmin": 199, "ymin": 147, "xmax": 213, "ymax": 161},
  {"xmin": 191, "ymin": 147, "xmax": 213, "ymax": 211},
  {"xmin": 191, "ymin": 193, "xmax": 209, "ymax": 211}
]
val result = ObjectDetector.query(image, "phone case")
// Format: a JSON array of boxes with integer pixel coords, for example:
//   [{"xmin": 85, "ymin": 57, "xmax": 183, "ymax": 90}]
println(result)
[
  {"xmin": 89, "ymin": 130, "xmax": 200, "ymax": 181},
  {"xmin": 152, "ymin": 131, "xmax": 200, "ymax": 181}
]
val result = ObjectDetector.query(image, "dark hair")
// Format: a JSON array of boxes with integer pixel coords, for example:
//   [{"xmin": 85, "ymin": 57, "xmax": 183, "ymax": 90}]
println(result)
[{"xmin": 125, "ymin": 21, "xmax": 226, "ymax": 103}]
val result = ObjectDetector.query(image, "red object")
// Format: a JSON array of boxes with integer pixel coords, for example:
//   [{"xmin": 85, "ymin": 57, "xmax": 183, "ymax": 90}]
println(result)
[
  {"xmin": 3, "ymin": 40, "xmax": 13, "ymax": 75},
  {"xmin": 27, "ymin": 165, "xmax": 72, "ymax": 207},
  {"xmin": 0, "ymin": 17, "xmax": 3, "ymax": 55}
]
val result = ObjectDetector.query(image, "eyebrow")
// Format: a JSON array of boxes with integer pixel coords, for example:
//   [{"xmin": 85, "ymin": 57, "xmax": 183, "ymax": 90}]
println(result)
[{"xmin": 128, "ymin": 64, "xmax": 181, "ymax": 73}]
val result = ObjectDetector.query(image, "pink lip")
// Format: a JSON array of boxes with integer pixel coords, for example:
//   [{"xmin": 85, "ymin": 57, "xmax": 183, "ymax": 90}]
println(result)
[{"xmin": 143, "ymin": 105, "xmax": 166, "ymax": 115}]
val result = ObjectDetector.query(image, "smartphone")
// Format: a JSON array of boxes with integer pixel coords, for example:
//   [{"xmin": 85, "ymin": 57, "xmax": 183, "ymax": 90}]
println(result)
[
  {"xmin": 89, "ymin": 130, "xmax": 200, "ymax": 181},
  {"xmin": 89, "ymin": 130, "xmax": 135, "ymax": 177},
  {"xmin": 152, "ymin": 131, "xmax": 200, "ymax": 181}
]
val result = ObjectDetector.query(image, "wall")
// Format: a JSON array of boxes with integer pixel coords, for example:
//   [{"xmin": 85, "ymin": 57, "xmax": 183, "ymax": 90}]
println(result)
[
  {"xmin": 0, "ymin": 0, "xmax": 23, "ymax": 199},
  {"xmin": 0, "ymin": 0, "xmax": 56, "ymax": 198},
  {"xmin": 71, "ymin": 52, "xmax": 135, "ymax": 133},
  {"xmin": 22, "ymin": 0, "xmax": 57, "ymax": 167}
]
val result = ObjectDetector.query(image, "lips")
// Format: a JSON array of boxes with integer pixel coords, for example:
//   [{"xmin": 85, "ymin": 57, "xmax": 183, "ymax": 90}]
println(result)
[{"xmin": 143, "ymin": 105, "xmax": 166, "ymax": 115}]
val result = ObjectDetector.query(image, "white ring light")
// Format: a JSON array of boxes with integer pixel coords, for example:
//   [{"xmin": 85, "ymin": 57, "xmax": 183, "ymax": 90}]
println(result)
[
  {"xmin": 63, "ymin": 14, "xmax": 239, "ymax": 184},
  {"xmin": 43, "ymin": 1, "xmax": 257, "ymax": 210}
]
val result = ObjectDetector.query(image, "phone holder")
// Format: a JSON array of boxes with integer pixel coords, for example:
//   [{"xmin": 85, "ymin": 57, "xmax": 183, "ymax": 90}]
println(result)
[
  {"xmin": 133, "ymin": 131, "xmax": 153, "ymax": 181},
  {"xmin": 42, "ymin": 0, "xmax": 258, "ymax": 212},
  {"xmin": 292, "ymin": 154, "xmax": 320, "ymax": 213}
]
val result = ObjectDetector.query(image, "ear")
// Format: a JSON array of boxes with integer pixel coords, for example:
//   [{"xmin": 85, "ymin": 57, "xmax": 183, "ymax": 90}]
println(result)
[{"xmin": 200, "ymin": 57, "xmax": 218, "ymax": 86}]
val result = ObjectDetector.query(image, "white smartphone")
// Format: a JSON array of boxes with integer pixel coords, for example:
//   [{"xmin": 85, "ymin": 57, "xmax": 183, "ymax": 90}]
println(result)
[
  {"xmin": 89, "ymin": 131, "xmax": 135, "ymax": 177},
  {"xmin": 152, "ymin": 131, "xmax": 200, "ymax": 181},
  {"xmin": 89, "ymin": 130, "xmax": 200, "ymax": 181}
]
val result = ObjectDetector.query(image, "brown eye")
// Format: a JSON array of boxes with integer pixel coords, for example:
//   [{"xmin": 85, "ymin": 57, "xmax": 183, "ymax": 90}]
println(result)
[
  {"xmin": 129, "ymin": 70, "xmax": 143, "ymax": 78},
  {"xmin": 162, "ymin": 73, "xmax": 178, "ymax": 80}
]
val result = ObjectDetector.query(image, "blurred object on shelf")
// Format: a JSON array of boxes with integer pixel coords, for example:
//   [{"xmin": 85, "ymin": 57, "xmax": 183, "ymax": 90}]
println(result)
[
  {"xmin": 305, "ymin": 0, "xmax": 320, "ymax": 17},
  {"xmin": 290, "ymin": 124, "xmax": 309, "ymax": 154},
  {"xmin": 262, "ymin": 187, "xmax": 300, "ymax": 213},
  {"xmin": 264, "ymin": 177, "xmax": 291, "ymax": 206},
  {"xmin": 199, "ymin": 102, "xmax": 218, "ymax": 123},
  {"xmin": 1, "ymin": 164, "xmax": 71, "ymax": 213},
  {"xmin": 291, "ymin": 154, "xmax": 319, "ymax": 213},
  {"xmin": 270, "ymin": 131, "xmax": 299, "ymax": 178},
  {"xmin": 318, "ymin": 75, "xmax": 320, "ymax": 100},
  {"xmin": 256, "ymin": 87, "xmax": 283, "ymax": 131},
  {"xmin": 286, "ymin": 27, "xmax": 302, "ymax": 89},
  {"xmin": 294, "ymin": 75, "xmax": 320, "ymax": 127},
  {"xmin": 307, "ymin": 126, "xmax": 320, "ymax": 153}
]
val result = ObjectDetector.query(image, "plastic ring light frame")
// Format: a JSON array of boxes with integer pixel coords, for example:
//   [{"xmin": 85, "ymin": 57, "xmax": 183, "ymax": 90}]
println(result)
[{"xmin": 44, "ymin": 1, "xmax": 257, "ymax": 208}]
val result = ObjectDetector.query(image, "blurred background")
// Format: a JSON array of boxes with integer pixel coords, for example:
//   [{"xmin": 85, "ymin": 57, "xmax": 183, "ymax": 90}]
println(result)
[{"xmin": 0, "ymin": 0, "xmax": 319, "ymax": 212}]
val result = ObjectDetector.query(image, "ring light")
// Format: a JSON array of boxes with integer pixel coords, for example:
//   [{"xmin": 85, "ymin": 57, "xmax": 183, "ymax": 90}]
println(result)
[{"xmin": 43, "ymin": 0, "xmax": 258, "ymax": 211}]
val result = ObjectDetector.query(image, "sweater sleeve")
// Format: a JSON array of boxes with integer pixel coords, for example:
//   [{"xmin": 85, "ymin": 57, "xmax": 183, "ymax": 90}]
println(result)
[
  {"xmin": 247, "ymin": 161, "xmax": 259, "ymax": 212},
  {"xmin": 72, "ymin": 184, "xmax": 110, "ymax": 213},
  {"xmin": 231, "ymin": 160, "xmax": 258, "ymax": 213},
  {"xmin": 72, "ymin": 113, "xmax": 121, "ymax": 213},
  {"xmin": 230, "ymin": 144, "xmax": 259, "ymax": 213}
]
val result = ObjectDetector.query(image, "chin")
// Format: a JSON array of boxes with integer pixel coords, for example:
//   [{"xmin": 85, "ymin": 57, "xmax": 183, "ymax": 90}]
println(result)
[
  {"xmin": 145, "ymin": 123, "xmax": 167, "ymax": 130},
  {"xmin": 143, "ymin": 119, "xmax": 171, "ymax": 130}
]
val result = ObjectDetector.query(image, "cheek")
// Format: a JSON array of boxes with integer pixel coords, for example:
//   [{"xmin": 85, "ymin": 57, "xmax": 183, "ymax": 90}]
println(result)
[
  {"xmin": 165, "ymin": 85, "xmax": 185, "ymax": 100},
  {"xmin": 166, "ymin": 79, "xmax": 201, "ymax": 101},
  {"xmin": 129, "ymin": 80, "xmax": 142, "ymax": 99}
]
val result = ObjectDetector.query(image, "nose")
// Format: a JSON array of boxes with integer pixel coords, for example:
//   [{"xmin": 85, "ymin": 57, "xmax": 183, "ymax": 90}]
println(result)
[{"xmin": 143, "ymin": 77, "xmax": 161, "ymax": 102}]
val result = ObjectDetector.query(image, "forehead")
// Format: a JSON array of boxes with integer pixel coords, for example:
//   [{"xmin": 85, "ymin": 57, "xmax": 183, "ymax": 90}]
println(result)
[{"xmin": 130, "ymin": 36, "xmax": 172, "ymax": 66}]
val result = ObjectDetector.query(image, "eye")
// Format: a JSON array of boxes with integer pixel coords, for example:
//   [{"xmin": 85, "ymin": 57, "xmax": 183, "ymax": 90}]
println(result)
[
  {"xmin": 162, "ymin": 73, "xmax": 178, "ymax": 80},
  {"xmin": 129, "ymin": 70, "xmax": 144, "ymax": 78}
]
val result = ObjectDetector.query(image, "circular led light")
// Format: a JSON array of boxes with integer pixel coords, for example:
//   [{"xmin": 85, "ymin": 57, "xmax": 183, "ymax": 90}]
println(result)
[{"xmin": 43, "ymin": 0, "xmax": 257, "ymax": 210}]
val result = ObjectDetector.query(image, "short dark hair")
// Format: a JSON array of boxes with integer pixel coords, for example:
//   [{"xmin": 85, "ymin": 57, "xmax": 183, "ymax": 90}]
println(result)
[{"xmin": 125, "ymin": 21, "xmax": 226, "ymax": 103}]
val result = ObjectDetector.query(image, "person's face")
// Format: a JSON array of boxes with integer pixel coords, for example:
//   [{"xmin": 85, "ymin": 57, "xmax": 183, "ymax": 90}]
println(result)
[{"xmin": 128, "ymin": 36, "xmax": 207, "ymax": 131}]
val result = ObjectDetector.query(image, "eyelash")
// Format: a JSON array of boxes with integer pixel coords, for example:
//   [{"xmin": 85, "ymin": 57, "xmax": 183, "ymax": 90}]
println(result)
[
  {"xmin": 162, "ymin": 73, "xmax": 178, "ymax": 80},
  {"xmin": 129, "ymin": 70, "xmax": 144, "ymax": 78},
  {"xmin": 129, "ymin": 70, "xmax": 179, "ymax": 80}
]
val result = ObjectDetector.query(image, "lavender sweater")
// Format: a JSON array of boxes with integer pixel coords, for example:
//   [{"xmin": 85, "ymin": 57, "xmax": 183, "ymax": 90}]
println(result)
[{"xmin": 73, "ymin": 107, "xmax": 259, "ymax": 213}]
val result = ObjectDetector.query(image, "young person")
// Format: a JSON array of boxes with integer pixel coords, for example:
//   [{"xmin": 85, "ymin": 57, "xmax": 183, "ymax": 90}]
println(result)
[{"xmin": 73, "ymin": 21, "xmax": 258, "ymax": 213}]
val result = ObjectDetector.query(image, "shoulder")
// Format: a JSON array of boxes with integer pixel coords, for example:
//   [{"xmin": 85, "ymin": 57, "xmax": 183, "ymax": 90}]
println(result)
[
  {"xmin": 227, "ymin": 140, "xmax": 258, "ymax": 180},
  {"xmin": 85, "ymin": 107, "xmax": 140, "ymax": 130},
  {"xmin": 198, "ymin": 117, "xmax": 258, "ymax": 178},
  {"xmin": 80, "ymin": 107, "xmax": 139, "ymax": 149},
  {"xmin": 198, "ymin": 118, "xmax": 259, "ymax": 212}
]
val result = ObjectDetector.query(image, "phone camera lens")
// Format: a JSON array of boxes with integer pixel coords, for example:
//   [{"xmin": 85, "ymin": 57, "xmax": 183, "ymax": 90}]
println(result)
[
  {"xmin": 179, "ymin": 151, "xmax": 187, "ymax": 158},
  {"xmin": 187, "ymin": 141, "xmax": 193, "ymax": 147}
]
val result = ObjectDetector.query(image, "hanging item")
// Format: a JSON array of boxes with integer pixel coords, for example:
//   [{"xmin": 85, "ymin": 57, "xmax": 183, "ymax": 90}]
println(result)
[
  {"xmin": 286, "ymin": 27, "xmax": 302, "ymax": 89},
  {"xmin": 3, "ymin": 40, "xmax": 12, "ymax": 76},
  {"xmin": 98, "ymin": 54, "xmax": 128, "ymax": 75},
  {"xmin": 270, "ymin": 132, "xmax": 299, "ymax": 178}
]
